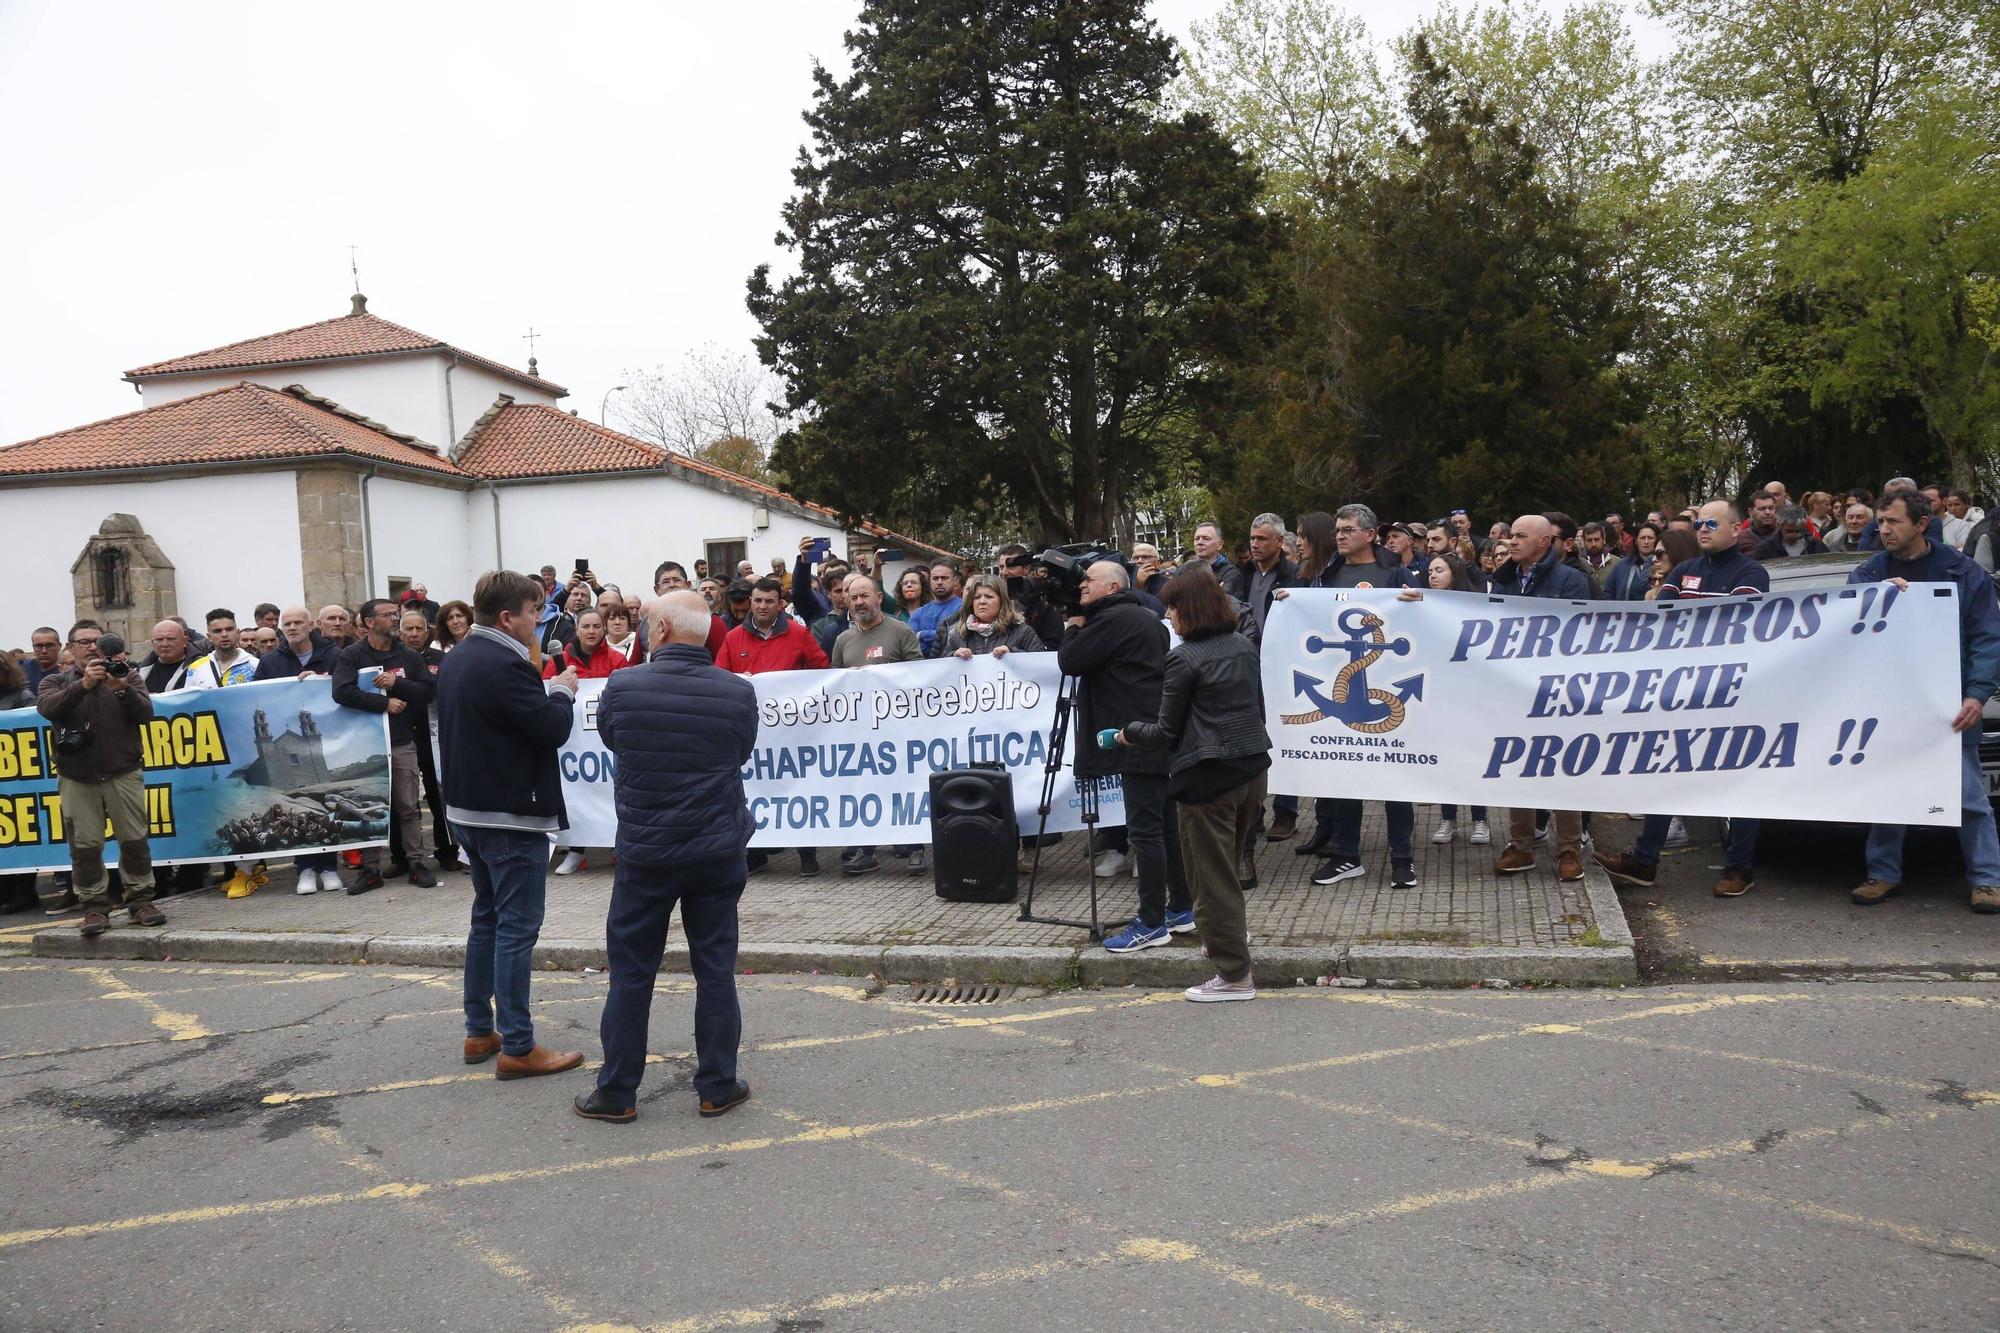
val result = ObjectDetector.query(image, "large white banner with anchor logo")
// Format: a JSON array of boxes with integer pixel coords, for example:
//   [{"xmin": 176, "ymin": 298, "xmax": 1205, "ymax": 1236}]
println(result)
[{"xmin": 1261, "ymin": 588, "xmax": 1960, "ymax": 826}]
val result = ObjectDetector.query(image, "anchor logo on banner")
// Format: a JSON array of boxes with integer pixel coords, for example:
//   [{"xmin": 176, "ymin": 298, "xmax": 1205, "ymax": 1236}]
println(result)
[{"xmin": 1281, "ymin": 605, "xmax": 1425, "ymax": 734}]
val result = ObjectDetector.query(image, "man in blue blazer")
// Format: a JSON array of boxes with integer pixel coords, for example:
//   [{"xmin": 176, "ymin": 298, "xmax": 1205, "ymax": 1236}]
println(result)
[{"xmin": 437, "ymin": 569, "xmax": 583, "ymax": 1081}]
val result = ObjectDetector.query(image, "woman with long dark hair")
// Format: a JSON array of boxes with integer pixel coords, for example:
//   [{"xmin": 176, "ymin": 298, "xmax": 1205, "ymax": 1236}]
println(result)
[{"xmin": 1116, "ymin": 564, "xmax": 1272, "ymax": 1002}]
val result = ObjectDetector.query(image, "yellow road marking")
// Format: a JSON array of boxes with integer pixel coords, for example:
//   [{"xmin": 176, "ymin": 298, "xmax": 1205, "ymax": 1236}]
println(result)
[
  {"xmin": 78, "ymin": 967, "xmax": 211, "ymax": 1041},
  {"xmin": 759, "ymin": 1105, "xmax": 1417, "ymax": 1331},
  {"xmin": 311, "ymin": 1124, "xmax": 600, "ymax": 1324},
  {"xmin": 1235, "ymin": 1172, "xmax": 1581, "ymax": 1240},
  {"xmin": 1676, "ymin": 1180, "xmax": 1999, "ymax": 1261},
  {"xmin": 600, "ymin": 1248, "xmax": 1131, "ymax": 1333},
  {"xmin": 0, "ymin": 971, "xmax": 353, "ymax": 1014}
]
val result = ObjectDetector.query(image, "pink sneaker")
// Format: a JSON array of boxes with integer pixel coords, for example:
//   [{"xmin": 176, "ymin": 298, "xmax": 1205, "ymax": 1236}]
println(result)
[{"xmin": 1184, "ymin": 975, "xmax": 1255, "ymax": 1003}]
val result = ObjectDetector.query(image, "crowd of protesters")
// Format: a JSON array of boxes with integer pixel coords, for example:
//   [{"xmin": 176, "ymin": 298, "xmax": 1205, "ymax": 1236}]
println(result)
[{"xmin": 5, "ymin": 473, "xmax": 1996, "ymax": 998}]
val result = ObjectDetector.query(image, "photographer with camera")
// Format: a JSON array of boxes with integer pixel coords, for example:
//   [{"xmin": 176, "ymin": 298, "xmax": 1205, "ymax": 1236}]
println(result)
[
  {"xmin": 37, "ymin": 627, "xmax": 162, "ymax": 937},
  {"xmin": 998, "ymin": 544, "xmax": 1067, "ymax": 648},
  {"xmin": 1055, "ymin": 561, "xmax": 1192, "ymax": 953}
]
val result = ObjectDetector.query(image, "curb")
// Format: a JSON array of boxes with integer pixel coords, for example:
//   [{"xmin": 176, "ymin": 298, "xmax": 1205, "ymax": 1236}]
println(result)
[{"xmin": 28, "ymin": 927, "xmax": 1637, "ymax": 989}]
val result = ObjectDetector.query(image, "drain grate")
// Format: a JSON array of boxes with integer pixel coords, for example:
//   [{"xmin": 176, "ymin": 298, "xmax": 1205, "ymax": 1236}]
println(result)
[{"xmin": 906, "ymin": 983, "xmax": 1013, "ymax": 1005}]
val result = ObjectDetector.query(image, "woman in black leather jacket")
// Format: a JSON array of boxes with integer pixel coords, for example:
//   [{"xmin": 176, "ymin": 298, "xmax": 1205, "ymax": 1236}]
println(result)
[{"xmin": 1118, "ymin": 564, "xmax": 1272, "ymax": 1002}]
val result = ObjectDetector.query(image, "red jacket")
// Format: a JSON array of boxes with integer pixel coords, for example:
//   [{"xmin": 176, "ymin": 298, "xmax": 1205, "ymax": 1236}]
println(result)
[
  {"xmin": 542, "ymin": 640, "xmax": 629, "ymax": 680},
  {"xmin": 717, "ymin": 615, "xmax": 829, "ymax": 674}
]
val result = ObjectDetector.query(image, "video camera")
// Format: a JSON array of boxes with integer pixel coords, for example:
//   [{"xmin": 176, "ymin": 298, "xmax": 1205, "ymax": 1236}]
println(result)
[
  {"xmin": 98, "ymin": 633, "xmax": 131, "ymax": 678},
  {"xmin": 1028, "ymin": 543, "xmax": 1133, "ymax": 616}
]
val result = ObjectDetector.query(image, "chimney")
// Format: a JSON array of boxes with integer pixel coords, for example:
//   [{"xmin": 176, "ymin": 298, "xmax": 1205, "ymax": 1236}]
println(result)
[{"xmin": 350, "ymin": 292, "xmax": 369, "ymax": 316}]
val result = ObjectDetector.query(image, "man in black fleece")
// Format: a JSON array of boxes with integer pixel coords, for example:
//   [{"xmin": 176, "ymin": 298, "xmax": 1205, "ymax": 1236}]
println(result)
[{"xmin": 332, "ymin": 598, "xmax": 436, "ymax": 893}]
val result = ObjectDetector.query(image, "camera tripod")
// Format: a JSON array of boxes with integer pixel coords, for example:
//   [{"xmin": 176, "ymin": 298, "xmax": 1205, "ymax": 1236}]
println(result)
[{"xmin": 1017, "ymin": 672, "xmax": 1107, "ymax": 940}]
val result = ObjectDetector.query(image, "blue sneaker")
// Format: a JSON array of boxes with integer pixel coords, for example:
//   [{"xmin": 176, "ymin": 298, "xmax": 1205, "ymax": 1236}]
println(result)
[
  {"xmin": 1102, "ymin": 919, "xmax": 1172, "ymax": 952},
  {"xmin": 1164, "ymin": 909, "xmax": 1196, "ymax": 935}
]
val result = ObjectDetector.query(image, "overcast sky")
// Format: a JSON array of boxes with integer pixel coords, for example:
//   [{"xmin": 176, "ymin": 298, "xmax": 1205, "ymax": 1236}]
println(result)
[{"xmin": 0, "ymin": 0, "xmax": 1668, "ymax": 445}]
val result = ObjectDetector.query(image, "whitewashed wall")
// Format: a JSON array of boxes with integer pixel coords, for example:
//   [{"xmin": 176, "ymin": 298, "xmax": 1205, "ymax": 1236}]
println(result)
[
  {"xmin": 366, "ymin": 477, "xmax": 473, "ymax": 600},
  {"xmin": 491, "ymin": 474, "xmax": 845, "ymax": 598},
  {"xmin": 138, "ymin": 357, "xmax": 451, "ymax": 450},
  {"xmin": 447, "ymin": 362, "xmax": 561, "ymax": 450},
  {"xmin": 0, "ymin": 472, "xmax": 302, "ymax": 639}
]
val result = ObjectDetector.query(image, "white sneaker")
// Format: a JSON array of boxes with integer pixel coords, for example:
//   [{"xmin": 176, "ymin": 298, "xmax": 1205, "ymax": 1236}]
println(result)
[
  {"xmin": 1430, "ymin": 820, "xmax": 1455, "ymax": 844},
  {"xmin": 1093, "ymin": 850, "xmax": 1130, "ymax": 878},
  {"xmin": 318, "ymin": 868, "xmax": 345, "ymax": 894},
  {"xmin": 1664, "ymin": 817, "xmax": 1691, "ymax": 850},
  {"xmin": 295, "ymin": 869, "xmax": 318, "ymax": 895},
  {"xmin": 554, "ymin": 850, "xmax": 587, "ymax": 876},
  {"xmin": 1185, "ymin": 974, "xmax": 1256, "ymax": 1003},
  {"xmin": 1470, "ymin": 820, "xmax": 1491, "ymax": 846}
]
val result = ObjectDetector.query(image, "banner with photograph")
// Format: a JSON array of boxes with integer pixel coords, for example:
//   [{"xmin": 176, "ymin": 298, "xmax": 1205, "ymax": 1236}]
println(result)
[
  {"xmin": 0, "ymin": 676, "xmax": 394, "ymax": 872},
  {"xmin": 555, "ymin": 653, "xmax": 1122, "ymax": 848},
  {"xmin": 1260, "ymin": 587, "xmax": 1961, "ymax": 826}
]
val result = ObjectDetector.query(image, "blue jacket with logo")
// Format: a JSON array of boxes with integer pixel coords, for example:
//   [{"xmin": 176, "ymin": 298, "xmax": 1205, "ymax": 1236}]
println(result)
[
  {"xmin": 1849, "ymin": 539, "xmax": 2000, "ymax": 705},
  {"xmin": 597, "ymin": 642, "xmax": 760, "ymax": 866},
  {"xmin": 1657, "ymin": 546, "xmax": 1770, "ymax": 601}
]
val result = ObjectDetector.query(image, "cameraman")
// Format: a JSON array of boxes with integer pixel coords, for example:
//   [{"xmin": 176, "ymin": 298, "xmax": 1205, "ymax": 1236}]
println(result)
[
  {"xmin": 37, "ymin": 629, "xmax": 162, "ymax": 937},
  {"xmin": 999, "ymin": 544, "xmax": 1066, "ymax": 648},
  {"xmin": 1056, "ymin": 561, "xmax": 1191, "ymax": 952}
]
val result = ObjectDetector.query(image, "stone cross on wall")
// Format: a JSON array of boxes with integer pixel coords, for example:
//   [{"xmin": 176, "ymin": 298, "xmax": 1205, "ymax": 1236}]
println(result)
[{"xmin": 69, "ymin": 514, "xmax": 177, "ymax": 642}]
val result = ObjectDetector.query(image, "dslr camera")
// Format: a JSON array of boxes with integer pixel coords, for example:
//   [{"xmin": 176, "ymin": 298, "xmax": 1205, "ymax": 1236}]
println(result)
[{"xmin": 98, "ymin": 633, "xmax": 131, "ymax": 678}]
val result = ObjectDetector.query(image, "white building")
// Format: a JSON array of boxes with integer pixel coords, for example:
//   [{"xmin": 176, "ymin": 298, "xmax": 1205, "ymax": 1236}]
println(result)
[{"xmin": 0, "ymin": 296, "xmax": 950, "ymax": 640}]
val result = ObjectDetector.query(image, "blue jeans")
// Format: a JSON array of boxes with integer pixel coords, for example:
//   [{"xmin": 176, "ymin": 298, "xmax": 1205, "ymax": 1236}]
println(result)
[
  {"xmin": 1866, "ymin": 728, "xmax": 2000, "ymax": 886},
  {"xmin": 1636, "ymin": 813, "xmax": 1760, "ymax": 871},
  {"xmin": 455, "ymin": 824, "xmax": 551, "ymax": 1056},
  {"xmin": 596, "ymin": 854, "xmax": 747, "ymax": 1107},
  {"xmin": 1329, "ymin": 799, "xmax": 1414, "ymax": 861}
]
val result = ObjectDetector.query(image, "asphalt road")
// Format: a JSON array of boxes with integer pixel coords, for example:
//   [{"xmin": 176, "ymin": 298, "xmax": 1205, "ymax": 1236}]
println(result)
[
  {"xmin": 1, "ymin": 959, "xmax": 1996, "ymax": 1332},
  {"xmin": 1613, "ymin": 814, "xmax": 2000, "ymax": 977}
]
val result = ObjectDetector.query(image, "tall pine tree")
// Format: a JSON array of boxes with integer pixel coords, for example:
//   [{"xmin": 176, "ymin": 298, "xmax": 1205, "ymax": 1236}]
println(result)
[{"xmin": 748, "ymin": 1, "xmax": 1281, "ymax": 544}]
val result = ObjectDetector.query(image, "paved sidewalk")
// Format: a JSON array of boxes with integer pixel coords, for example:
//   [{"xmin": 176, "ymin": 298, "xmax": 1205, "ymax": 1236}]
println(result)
[{"xmin": 14, "ymin": 807, "xmax": 1636, "ymax": 983}]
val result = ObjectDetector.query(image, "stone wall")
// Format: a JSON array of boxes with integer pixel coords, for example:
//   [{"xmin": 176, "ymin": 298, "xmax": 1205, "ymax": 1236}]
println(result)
[
  {"xmin": 68, "ymin": 513, "xmax": 177, "ymax": 643},
  {"xmin": 294, "ymin": 469, "xmax": 367, "ymax": 610}
]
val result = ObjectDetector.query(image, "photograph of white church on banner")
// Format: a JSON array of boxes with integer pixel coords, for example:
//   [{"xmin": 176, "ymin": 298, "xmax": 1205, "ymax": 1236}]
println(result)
[{"xmin": 0, "ymin": 296, "xmax": 952, "ymax": 640}]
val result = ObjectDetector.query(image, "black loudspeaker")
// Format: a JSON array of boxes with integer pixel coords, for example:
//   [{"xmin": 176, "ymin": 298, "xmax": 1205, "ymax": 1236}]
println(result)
[{"xmin": 929, "ymin": 764, "xmax": 1019, "ymax": 903}]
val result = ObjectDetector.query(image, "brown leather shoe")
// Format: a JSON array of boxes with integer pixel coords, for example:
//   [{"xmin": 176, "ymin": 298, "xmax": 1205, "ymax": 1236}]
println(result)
[
  {"xmin": 79, "ymin": 910, "xmax": 110, "ymax": 938},
  {"xmin": 1557, "ymin": 850, "xmax": 1584, "ymax": 882},
  {"xmin": 1593, "ymin": 852, "xmax": 1657, "ymax": 888},
  {"xmin": 1713, "ymin": 867, "xmax": 1753, "ymax": 898},
  {"xmin": 1969, "ymin": 886, "xmax": 2000, "ymax": 914},
  {"xmin": 463, "ymin": 1032, "xmax": 503, "ymax": 1065},
  {"xmin": 1851, "ymin": 879, "xmax": 1902, "ymax": 906},
  {"xmin": 129, "ymin": 902, "xmax": 166, "ymax": 927},
  {"xmin": 1266, "ymin": 812, "xmax": 1297, "ymax": 842},
  {"xmin": 496, "ymin": 1046, "xmax": 584, "ymax": 1080},
  {"xmin": 1494, "ymin": 847, "xmax": 1535, "ymax": 875}
]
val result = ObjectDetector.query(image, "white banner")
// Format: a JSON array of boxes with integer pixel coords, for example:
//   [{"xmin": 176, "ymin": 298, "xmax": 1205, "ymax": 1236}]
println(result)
[
  {"xmin": 1261, "ymin": 587, "xmax": 1961, "ymax": 826},
  {"xmin": 555, "ymin": 653, "xmax": 1125, "ymax": 848}
]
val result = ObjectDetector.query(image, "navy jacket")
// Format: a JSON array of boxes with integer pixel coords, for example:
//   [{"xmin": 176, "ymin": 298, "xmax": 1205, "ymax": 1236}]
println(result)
[
  {"xmin": 1603, "ymin": 554, "xmax": 1652, "ymax": 601},
  {"xmin": 436, "ymin": 628, "xmax": 575, "ymax": 831},
  {"xmin": 331, "ymin": 638, "xmax": 433, "ymax": 747},
  {"xmin": 598, "ymin": 642, "xmax": 760, "ymax": 866},
  {"xmin": 254, "ymin": 637, "xmax": 341, "ymax": 680},
  {"xmin": 1850, "ymin": 540, "xmax": 2000, "ymax": 705},
  {"xmin": 1492, "ymin": 544, "xmax": 1595, "ymax": 601},
  {"xmin": 1658, "ymin": 546, "xmax": 1771, "ymax": 600},
  {"xmin": 1056, "ymin": 590, "xmax": 1170, "ymax": 780}
]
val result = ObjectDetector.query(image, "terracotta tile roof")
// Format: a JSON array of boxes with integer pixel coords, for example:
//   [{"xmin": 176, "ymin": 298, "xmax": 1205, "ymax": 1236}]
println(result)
[
  {"xmin": 125, "ymin": 311, "xmax": 566, "ymax": 395},
  {"xmin": 0, "ymin": 382, "xmax": 468, "ymax": 479},
  {"xmin": 453, "ymin": 402, "xmax": 668, "ymax": 478},
  {"xmin": 449, "ymin": 402, "xmax": 959, "ymax": 558}
]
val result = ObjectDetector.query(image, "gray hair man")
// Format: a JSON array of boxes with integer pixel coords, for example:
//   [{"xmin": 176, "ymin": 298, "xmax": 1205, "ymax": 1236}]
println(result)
[
  {"xmin": 578, "ymin": 590, "xmax": 762, "ymax": 1123},
  {"xmin": 1057, "ymin": 560, "xmax": 1191, "ymax": 952}
]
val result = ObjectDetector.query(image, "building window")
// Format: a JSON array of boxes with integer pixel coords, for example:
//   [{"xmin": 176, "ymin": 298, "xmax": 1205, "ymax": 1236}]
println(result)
[
  {"xmin": 92, "ymin": 546, "xmax": 132, "ymax": 608},
  {"xmin": 705, "ymin": 539, "xmax": 748, "ymax": 579}
]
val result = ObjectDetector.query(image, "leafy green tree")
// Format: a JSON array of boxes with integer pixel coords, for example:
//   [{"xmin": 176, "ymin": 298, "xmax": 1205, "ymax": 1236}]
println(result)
[
  {"xmin": 1238, "ymin": 38, "xmax": 1639, "ymax": 524},
  {"xmin": 1774, "ymin": 95, "xmax": 2000, "ymax": 487},
  {"xmin": 1173, "ymin": 0, "xmax": 1390, "ymax": 212},
  {"xmin": 748, "ymin": 0, "xmax": 1283, "ymax": 545}
]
